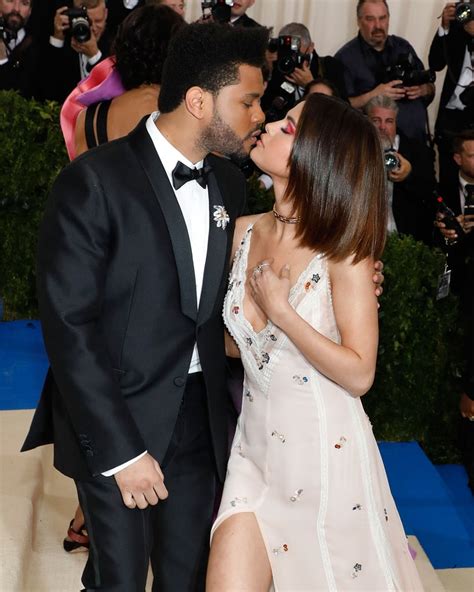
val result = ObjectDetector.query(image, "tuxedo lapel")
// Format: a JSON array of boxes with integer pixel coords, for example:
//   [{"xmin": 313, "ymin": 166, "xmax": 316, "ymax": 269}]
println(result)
[
  {"xmin": 197, "ymin": 166, "xmax": 229, "ymax": 327},
  {"xmin": 128, "ymin": 120, "xmax": 198, "ymax": 321}
]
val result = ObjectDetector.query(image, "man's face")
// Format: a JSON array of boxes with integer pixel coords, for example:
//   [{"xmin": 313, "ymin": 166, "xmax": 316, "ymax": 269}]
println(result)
[
  {"xmin": 0, "ymin": 0, "xmax": 32, "ymax": 32},
  {"xmin": 73, "ymin": 1, "xmax": 107, "ymax": 41},
  {"xmin": 199, "ymin": 64, "xmax": 265, "ymax": 162},
  {"xmin": 368, "ymin": 106, "xmax": 397, "ymax": 144},
  {"xmin": 454, "ymin": 140, "xmax": 474, "ymax": 181},
  {"xmin": 358, "ymin": 0, "xmax": 389, "ymax": 50},
  {"xmin": 162, "ymin": 1, "xmax": 185, "ymax": 17},
  {"xmin": 464, "ymin": 21, "xmax": 474, "ymax": 36},
  {"xmin": 231, "ymin": 0, "xmax": 255, "ymax": 18}
]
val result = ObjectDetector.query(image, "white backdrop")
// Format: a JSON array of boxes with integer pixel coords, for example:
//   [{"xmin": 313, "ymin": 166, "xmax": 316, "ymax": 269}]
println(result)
[{"xmin": 184, "ymin": 0, "xmax": 453, "ymax": 130}]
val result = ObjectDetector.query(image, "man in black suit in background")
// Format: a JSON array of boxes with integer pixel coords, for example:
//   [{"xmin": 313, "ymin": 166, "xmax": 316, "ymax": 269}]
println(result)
[
  {"xmin": 22, "ymin": 22, "xmax": 268, "ymax": 592},
  {"xmin": 41, "ymin": 0, "xmax": 112, "ymax": 102},
  {"xmin": 429, "ymin": 2, "xmax": 474, "ymax": 189}
]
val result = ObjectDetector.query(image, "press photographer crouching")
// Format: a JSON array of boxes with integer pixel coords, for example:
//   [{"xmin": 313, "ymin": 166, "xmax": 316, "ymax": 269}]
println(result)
[
  {"xmin": 429, "ymin": 2, "xmax": 474, "ymax": 189},
  {"xmin": 261, "ymin": 22, "xmax": 347, "ymax": 123},
  {"xmin": 0, "ymin": 0, "xmax": 40, "ymax": 98},
  {"xmin": 365, "ymin": 95, "xmax": 436, "ymax": 243},
  {"xmin": 42, "ymin": 0, "xmax": 112, "ymax": 102}
]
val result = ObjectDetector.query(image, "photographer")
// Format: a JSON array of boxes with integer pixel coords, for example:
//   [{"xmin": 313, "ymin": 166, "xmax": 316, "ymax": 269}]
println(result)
[
  {"xmin": 366, "ymin": 95, "xmax": 436, "ymax": 243},
  {"xmin": 230, "ymin": 0, "xmax": 260, "ymax": 28},
  {"xmin": 335, "ymin": 0, "xmax": 434, "ymax": 143},
  {"xmin": 429, "ymin": 2, "xmax": 474, "ymax": 189},
  {"xmin": 261, "ymin": 22, "xmax": 347, "ymax": 121},
  {"xmin": 0, "ymin": 0, "xmax": 40, "ymax": 98},
  {"xmin": 42, "ymin": 0, "xmax": 112, "ymax": 103}
]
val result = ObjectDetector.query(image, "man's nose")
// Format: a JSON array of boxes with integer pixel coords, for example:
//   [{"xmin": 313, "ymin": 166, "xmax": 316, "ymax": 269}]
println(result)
[{"xmin": 253, "ymin": 103, "xmax": 265, "ymax": 125}]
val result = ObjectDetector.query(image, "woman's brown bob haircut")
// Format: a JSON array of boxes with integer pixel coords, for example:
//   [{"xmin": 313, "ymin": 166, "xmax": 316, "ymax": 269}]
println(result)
[{"xmin": 285, "ymin": 94, "xmax": 387, "ymax": 263}]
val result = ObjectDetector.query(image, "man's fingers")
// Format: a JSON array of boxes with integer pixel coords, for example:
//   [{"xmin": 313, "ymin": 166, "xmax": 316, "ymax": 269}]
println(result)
[
  {"xmin": 154, "ymin": 480, "xmax": 169, "ymax": 500},
  {"xmin": 133, "ymin": 492, "xmax": 149, "ymax": 510},
  {"xmin": 122, "ymin": 490, "xmax": 137, "ymax": 509}
]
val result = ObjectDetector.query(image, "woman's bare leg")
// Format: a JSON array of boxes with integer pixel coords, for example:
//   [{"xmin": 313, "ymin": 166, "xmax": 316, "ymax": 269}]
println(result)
[{"xmin": 206, "ymin": 512, "xmax": 272, "ymax": 592}]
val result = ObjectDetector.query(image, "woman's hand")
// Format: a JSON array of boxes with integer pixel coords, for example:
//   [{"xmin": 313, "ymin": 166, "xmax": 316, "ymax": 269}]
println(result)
[{"xmin": 249, "ymin": 259, "xmax": 292, "ymax": 326}]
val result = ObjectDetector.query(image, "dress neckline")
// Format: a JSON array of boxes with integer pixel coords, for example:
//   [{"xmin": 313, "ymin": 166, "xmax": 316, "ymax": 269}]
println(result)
[{"xmin": 239, "ymin": 222, "xmax": 322, "ymax": 336}]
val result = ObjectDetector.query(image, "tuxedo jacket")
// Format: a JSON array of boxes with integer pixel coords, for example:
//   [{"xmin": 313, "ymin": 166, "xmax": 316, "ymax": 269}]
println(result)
[
  {"xmin": 39, "ymin": 31, "xmax": 112, "ymax": 103},
  {"xmin": 0, "ymin": 33, "xmax": 41, "ymax": 99},
  {"xmin": 232, "ymin": 13, "xmax": 261, "ymax": 28},
  {"xmin": 392, "ymin": 131, "xmax": 437, "ymax": 244},
  {"xmin": 22, "ymin": 118, "xmax": 246, "ymax": 483},
  {"xmin": 428, "ymin": 23, "xmax": 472, "ymax": 114}
]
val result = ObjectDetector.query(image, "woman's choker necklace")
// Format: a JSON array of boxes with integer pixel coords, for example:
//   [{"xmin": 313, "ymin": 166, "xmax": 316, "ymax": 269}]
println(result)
[{"xmin": 272, "ymin": 205, "xmax": 301, "ymax": 224}]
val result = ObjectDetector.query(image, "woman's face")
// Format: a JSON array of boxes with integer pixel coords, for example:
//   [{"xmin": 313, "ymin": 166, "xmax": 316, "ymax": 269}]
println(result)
[{"xmin": 251, "ymin": 101, "xmax": 304, "ymax": 180}]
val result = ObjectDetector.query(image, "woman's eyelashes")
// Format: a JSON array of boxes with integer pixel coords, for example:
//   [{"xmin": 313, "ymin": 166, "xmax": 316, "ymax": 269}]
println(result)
[{"xmin": 280, "ymin": 121, "xmax": 296, "ymax": 135}]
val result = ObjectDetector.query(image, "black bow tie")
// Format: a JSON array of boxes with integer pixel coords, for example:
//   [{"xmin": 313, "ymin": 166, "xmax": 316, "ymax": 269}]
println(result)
[{"xmin": 171, "ymin": 161, "xmax": 212, "ymax": 191}]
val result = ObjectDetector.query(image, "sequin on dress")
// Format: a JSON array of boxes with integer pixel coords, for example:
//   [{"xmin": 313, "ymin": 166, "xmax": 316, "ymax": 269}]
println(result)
[{"xmin": 211, "ymin": 223, "xmax": 424, "ymax": 592}]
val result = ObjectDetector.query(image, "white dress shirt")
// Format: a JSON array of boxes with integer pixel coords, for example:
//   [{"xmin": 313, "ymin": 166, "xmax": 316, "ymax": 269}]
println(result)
[
  {"xmin": 102, "ymin": 112, "xmax": 210, "ymax": 476},
  {"xmin": 0, "ymin": 27, "xmax": 25, "ymax": 66},
  {"xmin": 438, "ymin": 25, "xmax": 474, "ymax": 111}
]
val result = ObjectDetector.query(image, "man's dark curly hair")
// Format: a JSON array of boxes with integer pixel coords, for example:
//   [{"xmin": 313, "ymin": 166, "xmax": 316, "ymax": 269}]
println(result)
[
  {"xmin": 158, "ymin": 22, "xmax": 269, "ymax": 113},
  {"xmin": 112, "ymin": 4, "xmax": 185, "ymax": 90}
]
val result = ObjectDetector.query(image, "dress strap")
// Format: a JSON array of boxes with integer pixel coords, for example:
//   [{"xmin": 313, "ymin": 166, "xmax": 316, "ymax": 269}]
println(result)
[{"xmin": 84, "ymin": 100, "xmax": 111, "ymax": 149}]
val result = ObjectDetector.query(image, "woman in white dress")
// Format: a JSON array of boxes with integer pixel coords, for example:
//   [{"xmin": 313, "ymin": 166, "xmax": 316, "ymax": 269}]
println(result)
[{"xmin": 206, "ymin": 93, "xmax": 423, "ymax": 591}]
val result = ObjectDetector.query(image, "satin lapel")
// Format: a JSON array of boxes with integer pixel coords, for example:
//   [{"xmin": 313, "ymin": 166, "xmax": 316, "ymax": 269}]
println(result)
[
  {"xmin": 128, "ymin": 120, "xmax": 197, "ymax": 321},
  {"xmin": 197, "ymin": 167, "xmax": 229, "ymax": 327}
]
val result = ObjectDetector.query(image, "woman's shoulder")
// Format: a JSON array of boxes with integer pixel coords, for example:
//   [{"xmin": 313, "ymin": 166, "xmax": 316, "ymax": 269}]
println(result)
[{"xmin": 232, "ymin": 213, "xmax": 267, "ymax": 255}]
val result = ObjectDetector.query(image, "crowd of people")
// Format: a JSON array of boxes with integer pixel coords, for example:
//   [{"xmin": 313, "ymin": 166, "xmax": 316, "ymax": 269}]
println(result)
[{"xmin": 1, "ymin": 0, "xmax": 472, "ymax": 590}]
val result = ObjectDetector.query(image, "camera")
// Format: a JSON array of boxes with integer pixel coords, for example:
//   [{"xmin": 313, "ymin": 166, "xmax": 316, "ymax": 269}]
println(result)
[
  {"xmin": 383, "ymin": 52, "xmax": 435, "ymax": 87},
  {"xmin": 455, "ymin": 2, "xmax": 474, "ymax": 24},
  {"xmin": 384, "ymin": 149, "xmax": 401, "ymax": 172},
  {"xmin": 201, "ymin": 0, "xmax": 233, "ymax": 23},
  {"xmin": 436, "ymin": 196, "xmax": 465, "ymax": 240},
  {"xmin": 276, "ymin": 35, "xmax": 310, "ymax": 75},
  {"xmin": 66, "ymin": 6, "xmax": 91, "ymax": 43}
]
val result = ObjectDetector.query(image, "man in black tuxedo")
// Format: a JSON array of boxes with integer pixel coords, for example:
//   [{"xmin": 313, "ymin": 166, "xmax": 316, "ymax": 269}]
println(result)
[
  {"xmin": 261, "ymin": 22, "xmax": 347, "ymax": 120},
  {"xmin": 22, "ymin": 21, "xmax": 269, "ymax": 592},
  {"xmin": 41, "ymin": 0, "xmax": 112, "ymax": 102},
  {"xmin": 429, "ymin": 2, "xmax": 474, "ymax": 189},
  {"xmin": 0, "ymin": 0, "xmax": 41, "ymax": 98}
]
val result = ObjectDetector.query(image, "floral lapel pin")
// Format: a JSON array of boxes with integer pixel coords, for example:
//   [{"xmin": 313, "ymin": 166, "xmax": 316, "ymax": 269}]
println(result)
[{"xmin": 213, "ymin": 205, "xmax": 230, "ymax": 230}]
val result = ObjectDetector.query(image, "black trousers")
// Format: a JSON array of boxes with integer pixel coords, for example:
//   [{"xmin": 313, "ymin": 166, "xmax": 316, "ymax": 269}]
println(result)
[{"xmin": 76, "ymin": 373, "xmax": 218, "ymax": 592}]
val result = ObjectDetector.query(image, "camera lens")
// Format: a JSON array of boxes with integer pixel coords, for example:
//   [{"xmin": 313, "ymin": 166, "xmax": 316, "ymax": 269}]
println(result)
[
  {"xmin": 455, "ymin": 2, "xmax": 474, "ymax": 24},
  {"xmin": 71, "ymin": 16, "xmax": 91, "ymax": 43}
]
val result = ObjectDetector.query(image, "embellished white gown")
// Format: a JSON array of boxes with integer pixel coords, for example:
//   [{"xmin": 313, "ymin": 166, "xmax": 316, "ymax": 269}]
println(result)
[{"xmin": 211, "ymin": 224, "xmax": 424, "ymax": 592}]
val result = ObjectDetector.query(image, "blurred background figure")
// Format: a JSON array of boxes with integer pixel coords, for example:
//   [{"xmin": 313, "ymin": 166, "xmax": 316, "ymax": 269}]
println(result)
[
  {"xmin": 429, "ymin": 1, "xmax": 474, "ymax": 190},
  {"xmin": 230, "ymin": 0, "xmax": 260, "ymax": 28},
  {"xmin": 64, "ymin": 3, "xmax": 184, "ymax": 159},
  {"xmin": 365, "ymin": 95, "xmax": 436, "ymax": 243},
  {"xmin": 0, "ymin": 0, "xmax": 40, "ymax": 98},
  {"xmin": 336, "ymin": 0, "xmax": 435, "ymax": 144}
]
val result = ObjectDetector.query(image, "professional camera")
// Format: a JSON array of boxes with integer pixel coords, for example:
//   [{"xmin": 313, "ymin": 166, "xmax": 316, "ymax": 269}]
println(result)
[
  {"xmin": 384, "ymin": 149, "xmax": 401, "ymax": 172},
  {"xmin": 276, "ymin": 35, "xmax": 310, "ymax": 75},
  {"xmin": 66, "ymin": 5, "xmax": 91, "ymax": 43},
  {"xmin": 201, "ymin": 0, "xmax": 233, "ymax": 23},
  {"xmin": 455, "ymin": 2, "xmax": 474, "ymax": 24},
  {"xmin": 383, "ymin": 52, "xmax": 435, "ymax": 87}
]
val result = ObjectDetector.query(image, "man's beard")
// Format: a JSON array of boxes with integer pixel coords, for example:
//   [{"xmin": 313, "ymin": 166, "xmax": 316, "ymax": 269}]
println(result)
[
  {"xmin": 198, "ymin": 109, "xmax": 256, "ymax": 166},
  {"xmin": 5, "ymin": 12, "xmax": 26, "ymax": 33}
]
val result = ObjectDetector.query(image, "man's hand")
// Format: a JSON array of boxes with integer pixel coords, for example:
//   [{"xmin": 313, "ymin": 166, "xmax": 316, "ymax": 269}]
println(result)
[
  {"xmin": 375, "ymin": 80, "xmax": 406, "ymax": 101},
  {"xmin": 434, "ymin": 212, "xmax": 465, "ymax": 241},
  {"xmin": 286, "ymin": 61, "xmax": 313, "ymax": 87},
  {"xmin": 71, "ymin": 33, "xmax": 99, "ymax": 59},
  {"xmin": 405, "ymin": 83, "xmax": 434, "ymax": 100},
  {"xmin": 114, "ymin": 453, "xmax": 168, "ymax": 510},
  {"xmin": 460, "ymin": 392, "xmax": 474, "ymax": 420},
  {"xmin": 388, "ymin": 153, "xmax": 412, "ymax": 182},
  {"xmin": 441, "ymin": 2, "xmax": 457, "ymax": 29},
  {"xmin": 53, "ymin": 6, "xmax": 70, "ymax": 41},
  {"xmin": 373, "ymin": 260, "xmax": 384, "ymax": 298},
  {"xmin": 462, "ymin": 213, "xmax": 474, "ymax": 234}
]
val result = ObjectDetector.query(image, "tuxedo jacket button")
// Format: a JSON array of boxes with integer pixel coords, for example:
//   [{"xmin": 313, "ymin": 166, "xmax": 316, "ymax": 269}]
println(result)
[{"xmin": 174, "ymin": 377, "xmax": 185, "ymax": 387}]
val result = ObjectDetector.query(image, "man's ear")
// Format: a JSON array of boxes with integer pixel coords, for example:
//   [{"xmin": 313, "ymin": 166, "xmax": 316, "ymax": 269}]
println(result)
[
  {"xmin": 184, "ymin": 86, "xmax": 213, "ymax": 120},
  {"xmin": 453, "ymin": 153, "xmax": 462, "ymax": 168}
]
